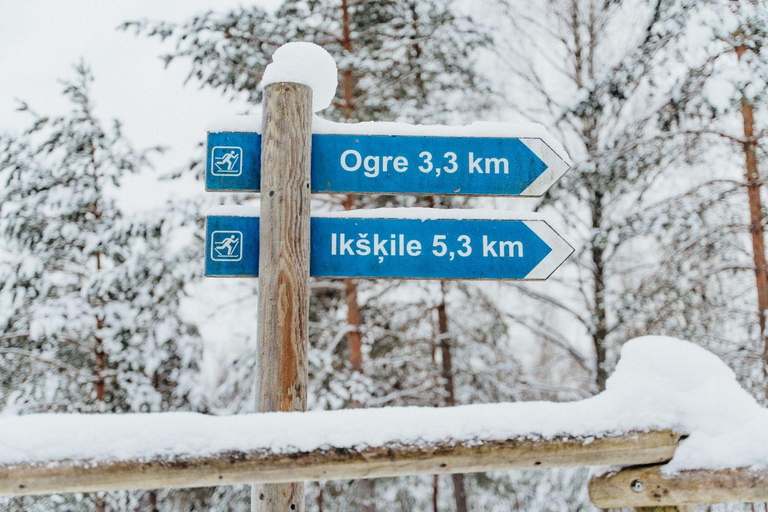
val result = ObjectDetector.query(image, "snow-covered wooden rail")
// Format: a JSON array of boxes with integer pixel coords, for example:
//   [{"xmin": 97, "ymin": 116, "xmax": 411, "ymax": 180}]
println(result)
[
  {"xmin": 2, "ymin": 336, "xmax": 767, "ymax": 509},
  {"xmin": 590, "ymin": 464, "xmax": 768, "ymax": 508},
  {"xmin": 0, "ymin": 427, "xmax": 680, "ymax": 497}
]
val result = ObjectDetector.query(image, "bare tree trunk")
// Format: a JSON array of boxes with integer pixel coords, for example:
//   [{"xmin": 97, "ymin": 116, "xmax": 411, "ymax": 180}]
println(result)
[
  {"xmin": 338, "ymin": 0, "xmax": 364, "ymax": 374},
  {"xmin": 356, "ymin": 479, "xmax": 376, "ymax": 512},
  {"xmin": 94, "ymin": 319, "xmax": 106, "ymax": 401},
  {"xmin": 432, "ymin": 475, "xmax": 439, "ymax": 512},
  {"xmin": 735, "ymin": 43, "xmax": 768, "ymax": 396},
  {"xmin": 92, "ymin": 193, "xmax": 106, "ymax": 402},
  {"xmin": 342, "ymin": 195, "xmax": 364, "ymax": 372},
  {"xmin": 437, "ymin": 282, "xmax": 469, "ymax": 512},
  {"xmin": 94, "ymin": 494, "xmax": 106, "ymax": 512},
  {"xmin": 340, "ymin": 0, "xmax": 354, "ymax": 122},
  {"xmin": 590, "ymin": 190, "xmax": 608, "ymax": 391},
  {"xmin": 148, "ymin": 490, "xmax": 159, "ymax": 512},
  {"xmin": 92, "ymin": 186, "xmax": 106, "ymax": 512},
  {"xmin": 337, "ymin": 6, "xmax": 373, "ymax": 510},
  {"xmin": 345, "ymin": 276, "xmax": 363, "ymax": 371}
]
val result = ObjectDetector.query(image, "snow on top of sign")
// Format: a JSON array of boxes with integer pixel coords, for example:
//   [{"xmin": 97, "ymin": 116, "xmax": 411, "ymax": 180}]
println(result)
[
  {"xmin": 206, "ymin": 205, "xmax": 260, "ymax": 217},
  {"xmin": 205, "ymin": 112, "xmax": 571, "ymax": 166},
  {"xmin": 261, "ymin": 43, "xmax": 338, "ymax": 112},
  {"xmin": 317, "ymin": 207, "xmax": 556, "ymax": 222},
  {"xmin": 1, "ymin": 337, "xmax": 768, "ymax": 472},
  {"xmin": 206, "ymin": 114, "xmax": 262, "ymax": 133},
  {"xmin": 204, "ymin": 206, "xmax": 555, "ymax": 223}
]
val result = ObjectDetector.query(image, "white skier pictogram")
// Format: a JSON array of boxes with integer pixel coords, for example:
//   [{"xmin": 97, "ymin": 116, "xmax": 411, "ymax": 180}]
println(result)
[
  {"xmin": 215, "ymin": 150, "xmax": 240, "ymax": 172},
  {"xmin": 210, "ymin": 146, "xmax": 243, "ymax": 176},
  {"xmin": 214, "ymin": 235, "xmax": 240, "ymax": 257},
  {"xmin": 210, "ymin": 231, "xmax": 243, "ymax": 261}
]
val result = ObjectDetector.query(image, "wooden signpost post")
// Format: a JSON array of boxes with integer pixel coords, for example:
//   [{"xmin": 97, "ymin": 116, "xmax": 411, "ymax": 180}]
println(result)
[{"xmin": 253, "ymin": 82, "xmax": 312, "ymax": 512}]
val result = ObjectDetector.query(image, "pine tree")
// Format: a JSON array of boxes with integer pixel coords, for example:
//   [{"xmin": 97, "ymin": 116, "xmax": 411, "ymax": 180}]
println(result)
[{"xmin": 0, "ymin": 64, "xmax": 223, "ymax": 511}]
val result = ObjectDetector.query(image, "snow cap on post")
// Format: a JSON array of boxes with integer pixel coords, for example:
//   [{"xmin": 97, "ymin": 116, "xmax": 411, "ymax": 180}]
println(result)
[{"xmin": 262, "ymin": 42, "xmax": 338, "ymax": 112}]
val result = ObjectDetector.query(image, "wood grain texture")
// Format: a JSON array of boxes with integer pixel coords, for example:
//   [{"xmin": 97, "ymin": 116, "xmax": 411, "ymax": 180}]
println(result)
[
  {"xmin": 254, "ymin": 82, "xmax": 313, "ymax": 512},
  {"xmin": 590, "ymin": 463, "xmax": 768, "ymax": 508},
  {"xmin": 0, "ymin": 430, "xmax": 681, "ymax": 497}
]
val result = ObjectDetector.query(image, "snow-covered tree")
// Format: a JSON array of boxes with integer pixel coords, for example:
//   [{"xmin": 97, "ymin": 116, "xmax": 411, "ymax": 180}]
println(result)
[
  {"xmin": 638, "ymin": 0, "xmax": 768, "ymax": 399},
  {"xmin": 121, "ymin": 0, "xmax": 491, "ymax": 124},
  {"xmin": 490, "ymin": 0, "xmax": 710, "ymax": 391},
  {"xmin": 0, "ymin": 64, "xmax": 223, "ymax": 512}
]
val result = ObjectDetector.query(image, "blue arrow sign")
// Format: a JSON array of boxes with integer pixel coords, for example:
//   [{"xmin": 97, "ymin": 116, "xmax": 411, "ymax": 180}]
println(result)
[
  {"xmin": 206, "ymin": 132, "xmax": 569, "ymax": 196},
  {"xmin": 205, "ymin": 214, "xmax": 572, "ymax": 280}
]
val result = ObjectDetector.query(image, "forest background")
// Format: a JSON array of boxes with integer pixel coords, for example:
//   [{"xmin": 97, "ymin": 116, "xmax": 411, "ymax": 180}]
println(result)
[{"xmin": 1, "ymin": 0, "xmax": 765, "ymax": 510}]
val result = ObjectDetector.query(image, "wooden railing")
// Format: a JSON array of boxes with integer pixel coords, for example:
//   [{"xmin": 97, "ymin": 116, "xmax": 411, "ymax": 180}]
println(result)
[{"xmin": 0, "ymin": 428, "xmax": 679, "ymax": 497}]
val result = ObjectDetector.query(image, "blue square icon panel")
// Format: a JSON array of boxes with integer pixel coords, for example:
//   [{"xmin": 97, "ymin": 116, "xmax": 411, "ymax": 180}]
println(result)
[
  {"xmin": 205, "ymin": 216, "xmax": 259, "ymax": 277},
  {"xmin": 205, "ymin": 132, "xmax": 261, "ymax": 191}
]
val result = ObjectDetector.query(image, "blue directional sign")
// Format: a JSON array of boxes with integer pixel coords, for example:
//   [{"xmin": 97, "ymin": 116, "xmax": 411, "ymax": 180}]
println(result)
[
  {"xmin": 205, "ymin": 215, "xmax": 573, "ymax": 280},
  {"xmin": 206, "ymin": 132, "xmax": 570, "ymax": 196}
]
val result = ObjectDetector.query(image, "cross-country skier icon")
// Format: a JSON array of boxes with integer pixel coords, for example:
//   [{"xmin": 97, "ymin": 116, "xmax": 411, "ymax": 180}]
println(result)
[
  {"xmin": 211, "ymin": 146, "xmax": 243, "ymax": 176},
  {"xmin": 214, "ymin": 234, "xmax": 240, "ymax": 257},
  {"xmin": 215, "ymin": 150, "xmax": 240, "ymax": 172}
]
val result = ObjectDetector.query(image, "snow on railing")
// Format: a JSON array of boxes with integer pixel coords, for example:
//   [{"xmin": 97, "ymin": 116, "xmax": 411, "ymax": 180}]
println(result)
[
  {"xmin": 1, "ymin": 336, "xmax": 767, "ymax": 508},
  {"xmin": 0, "ymin": 427, "xmax": 679, "ymax": 497}
]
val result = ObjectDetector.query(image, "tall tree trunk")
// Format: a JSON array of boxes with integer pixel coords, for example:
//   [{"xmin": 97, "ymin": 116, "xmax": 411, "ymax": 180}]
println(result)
[
  {"xmin": 340, "ymin": 0, "xmax": 354, "ymax": 122},
  {"xmin": 94, "ymin": 316, "xmax": 106, "ymax": 402},
  {"xmin": 148, "ymin": 490, "xmax": 159, "ymax": 512},
  {"xmin": 343, "ymin": 196, "xmax": 364, "ymax": 372},
  {"xmin": 735, "ymin": 43, "xmax": 768, "ymax": 395},
  {"xmin": 591, "ymin": 190, "xmax": 608, "ymax": 391},
  {"xmin": 432, "ymin": 475, "xmax": 439, "ymax": 512},
  {"xmin": 437, "ymin": 281, "xmax": 469, "ymax": 512},
  {"xmin": 356, "ymin": 479, "xmax": 376, "ymax": 512},
  {"xmin": 92, "ymin": 186, "xmax": 107, "ymax": 512},
  {"xmin": 338, "ymin": 5, "xmax": 373, "ymax": 509},
  {"xmin": 339, "ymin": 0, "xmax": 364, "ymax": 373},
  {"xmin": 89, "ymin": 146, "xmax": 107, "ymax": 405}
]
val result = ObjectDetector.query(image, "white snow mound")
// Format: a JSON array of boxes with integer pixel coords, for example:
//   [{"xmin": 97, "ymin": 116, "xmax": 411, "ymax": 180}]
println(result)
[
  {"xmin": 2, "ymin": 336, "xmax": 768, "ymax": 473},
  {"xmin": 262, "ymin": 42, "xmax": 338, "ymax": 112}
]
